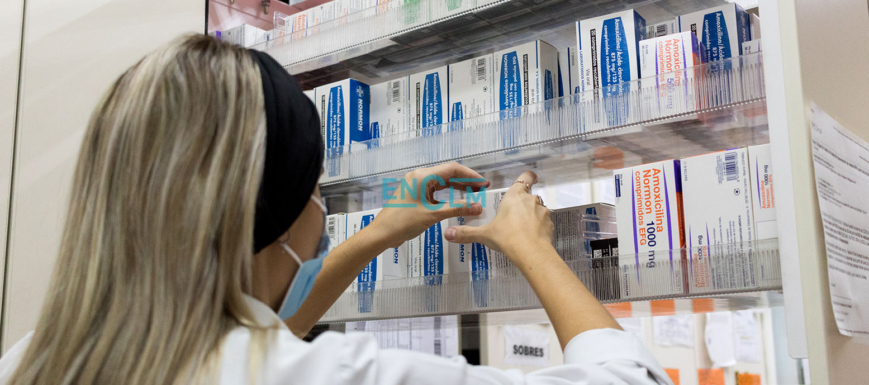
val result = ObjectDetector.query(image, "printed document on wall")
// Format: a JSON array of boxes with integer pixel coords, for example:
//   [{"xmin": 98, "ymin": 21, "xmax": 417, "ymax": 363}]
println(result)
[
  {"xmin": 733, "ymin": 310, "xmax": 761, "ymax": 363},
  {"xmin": 811, "ymin": 102, "xmax": 869, "ymax": 342},
  {"xmin": 653, "ymin": 315, "xmax": 694, "ymax": 347}
]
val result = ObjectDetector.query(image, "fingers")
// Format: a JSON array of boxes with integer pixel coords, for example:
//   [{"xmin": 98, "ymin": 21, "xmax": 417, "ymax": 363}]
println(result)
[
  {"xmin": 444, "ymin": 225, "xmax": 486, "ymax": 244},
  {"xmin": 419, "ymin": 162, "xmax": 489, "ymax": 192},
  {"xmin": 434, "ymin": 200, "xmax": 483, "ymax": 221},
  {"xmin": 508, "ymin": 170, "xmax": 539, "ymax": 195}
]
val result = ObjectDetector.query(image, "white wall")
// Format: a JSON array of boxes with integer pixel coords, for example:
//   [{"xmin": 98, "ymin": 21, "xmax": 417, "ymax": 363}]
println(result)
[
  {"xmin": 0, "ymin": 0, "xmax": 25, "ymax": 338},
  {"xmin": 2, "ymin": 0, "xmax": 204, "ymax": 352}
]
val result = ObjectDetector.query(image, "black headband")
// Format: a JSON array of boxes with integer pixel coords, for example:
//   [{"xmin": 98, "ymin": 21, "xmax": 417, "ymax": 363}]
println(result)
[{"xmin": 248, "ymin": 49, "xmax": 324, "ymax": 253}]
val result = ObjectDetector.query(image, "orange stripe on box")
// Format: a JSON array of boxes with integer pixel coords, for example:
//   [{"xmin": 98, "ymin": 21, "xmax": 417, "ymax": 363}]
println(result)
[
  {"xmin": 665, "ymin": 368, "xmax": 680, "ymax": 385},
  {"xmin": 604, "ymin": 302, "xmax": 632, "ymax": 318},
  {"xmin": 736, "ymin": 373, "xmax": 761, "ymax": 385},
  {"xmin": 698, "ymin": 368, "xmax": 725, "ymax": 385},
  {"xmin": 693, "ymin": 298, "xmax": 715, "ymax": 314},
  {"xmin": 651, "ymin": 300, "xmax": 676, "ymax": 316}
]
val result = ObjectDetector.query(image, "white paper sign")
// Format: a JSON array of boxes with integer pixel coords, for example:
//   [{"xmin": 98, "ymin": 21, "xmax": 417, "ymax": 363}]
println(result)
[
  {"xmin": 811, "ymin": 103, "xmax": 869, "ymax": 342},
  {"xmin": 733, "ymin": 310, "xmax": 761, "ymax": 363},
  {"xmin": 617, "ymin": 317, "xmax": 647, "ymax": 342},
  {"xmin": 653, "ymin": 315, "xmax": 694, "ymax": 347},
  {"xmin": 705, "ymin": 312, "xmax": 737, "ymax": 367},
  {"xmin": 504, "ymin": 325, "xmax": 550, "ymax": 367},
  {"xmin": 411, "ymin": 316, "xmax": 460, "ymax": 357}
]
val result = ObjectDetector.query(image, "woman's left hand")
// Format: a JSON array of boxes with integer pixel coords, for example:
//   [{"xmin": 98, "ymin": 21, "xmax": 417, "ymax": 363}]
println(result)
[{"xmin": 371, "ymin": 162, "xmax": 489, "ymax": 248}]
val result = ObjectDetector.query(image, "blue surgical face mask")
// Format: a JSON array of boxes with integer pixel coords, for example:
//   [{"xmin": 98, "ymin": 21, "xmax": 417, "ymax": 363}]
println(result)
[{"xmin": 276, "ymin": 196, "xmax": 329, "ymax": 320}]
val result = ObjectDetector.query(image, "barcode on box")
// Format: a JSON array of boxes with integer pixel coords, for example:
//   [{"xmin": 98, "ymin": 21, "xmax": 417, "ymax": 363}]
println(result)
[
  {"xmin": 656, "ymin": 24, "xmax": 667, "ymax": 36},
  {"xmin": 327, "ymin": 216, "xmax": 336, "ymax": 239},
  {"xmin": 434, "ymin": 339, "xmax": 442, "ymax": 356},
  {"xmin": 389, "ymin": 81, "xmax": 401, "ymax": 105},
  {"xmin": 725, "ymin": 152, "xmax": 739, "ymax": 181},
  {"xmin": 476, "ymin": 57, "xmax": 487, "ymax": 82}
]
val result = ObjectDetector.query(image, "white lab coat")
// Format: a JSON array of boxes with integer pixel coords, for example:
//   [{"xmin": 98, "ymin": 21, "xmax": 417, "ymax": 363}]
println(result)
[{"xmin": 0, "ymin": 295, "xmax": 672, "ymax": 384}]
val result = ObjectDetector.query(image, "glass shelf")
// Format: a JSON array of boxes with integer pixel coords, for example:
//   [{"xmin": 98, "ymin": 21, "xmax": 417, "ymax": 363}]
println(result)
[
  {"xmin": 320, "ymin": 53, "xmax": 767, "ymax": 196},
  {"xmin": 319, "ymin": 239, "xmax": 781, "ymax": 323},
  {"xmin": 256, "ymin": 0, "xmax": 728, "ymax": 84}
]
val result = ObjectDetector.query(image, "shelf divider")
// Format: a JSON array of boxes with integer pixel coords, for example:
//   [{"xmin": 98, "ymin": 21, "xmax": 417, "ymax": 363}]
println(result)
[{"xmin": 319, "ymin": 239, "xmax": 781, "ymax": 323}]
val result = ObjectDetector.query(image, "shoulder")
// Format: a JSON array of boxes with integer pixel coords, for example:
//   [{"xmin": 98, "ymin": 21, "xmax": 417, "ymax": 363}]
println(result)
[
  {"xmin": 0, "ymin": 331, "xmax": 35, "ymax": 383},
  {"xmin": 219, "ymin": 327, "xmax": 384, "ymax": 385}
]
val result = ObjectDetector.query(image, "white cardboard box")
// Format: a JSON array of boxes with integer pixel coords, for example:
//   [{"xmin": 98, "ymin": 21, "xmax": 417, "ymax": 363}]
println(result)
[
  {"xmin": 303, "ymin": 90, "xmax": 316, "ymax": 104},
  {"xmin": 750, "ymin": 13, "xmax": 761, "ymax": 40},
  {"xmin": 576, "ymin": 10, "xmax": 647, "ymax": 125},
  {"xmin": 494, "ymin": 40, "xmax": 558, "ymax": 145},
  {"xmin": 742, "ymin": 39, "xmax": 762, "ymax": 55},
  {"xmin": 408, "ymin": 65, "xmax": 448, "ymax": 136},
  {"xmin": 646, "ymin": 19, "xmax": 677, "ymax": 38},
  {"xmin": 447, "ymin": 188, "xmax": 509, "ymax": 307},
  {"xmin": 638, "ymin": 32, "xmax": 705, "ymax": 113},
  {"xmin": 408, "ymin": 220, "xmax": 450, "ymax": 279},
  {"xmin": 680, "ymin": 148, "xmax": 755, "ymax": 292},
  {"xmin": 326, "ymin": 213, "xmax": 347, "ymax": 252},
  {"xmin": 314, "ymin": 79, "xmax": 371, "ymax": 182},
  {"xmin": 613, "ymin": 160, "xmax": 685, "ymax": 298},
  {"xmin": 287, "ymin": 9, "xmax": 313, "ymax": 40},
  {"xmin": 221, "ymin": 24, "xmax": 267, "ymax": 47},
  {"xmin": 346, "ymin": 209, "xmax": 409, "ymax": 308},
  {"xmin": 370, "ymin": 78, "xmax": 409, "ymax": 145},
  {"xmin": 678, "ymin": 4, "xmax": 750, "ymax": 61},
  {"xmin": 494, "ymin": 41, "xmax": 558, "ymax": 113},
  {"xmin": 557, "ymin": 47, "xmax": 580, "ymax": 97},
  {"xmin": 448, "ymin": 54, "xmax": 495, "ymax": 122},
  {"xmin": 748, "ymin": 144, "xmax": 776, "ymax": 240},
  {"xmin": 552, "ymin": 203, "xmax": 617, "ymax": 261}
]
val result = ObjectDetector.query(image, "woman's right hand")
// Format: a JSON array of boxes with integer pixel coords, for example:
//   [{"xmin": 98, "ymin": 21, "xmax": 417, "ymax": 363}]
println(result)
[{"xmin": 444, "ymin": 170, "xmax": 555, "ymax": 267}]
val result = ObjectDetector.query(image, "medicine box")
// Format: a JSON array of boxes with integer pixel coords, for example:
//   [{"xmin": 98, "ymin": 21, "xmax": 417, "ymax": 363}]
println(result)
[
  {"xmin": 748, "ymin": 144, "xmax": 776, "ymax": 240},
  {"xmin": 370, "ymin": 78, "xmax": 409, "ymax": 145},
  {"xmin": 447, "ymin": 188, "xmax": 509, "ymax": 307},
  {"xmin": 638, "ymin": 32, "xmax": 705, "ymax": 112},
  {"xmin": 326, "ymin": 213, "xmax": 347, "ymax": 253},
  {"xmin": 678, "ymin": 3, "xmax": 750, "ymax": 61},
  {"xmin": 347, "ymin": 209, "xmax": 408, "ymax": 311},
  {"xmin": 287, "ymin": 10, "xmax": 312, "ymax": 40},
  {"xmin": 552, "ymin": 203, "xmax": 617, "ymax": 262},
  {"xmin": 408, "ymin": 65, "xmax": 448, "ymax": 137},
  {"xmin": 408, "ymin": 220, "xmax": 450, "ymax": 280},
  {"xmin": 576, "ymin": 10, "xmax": 647, "ymax": 125},
  {"xmin": 750, "ymin": 13, "xmax": 761, "ymax": 40},
  {"xmin": 335, "ymin": 0, "xmax": 368, "ymax": 19},
  {"xmin": 308, "ymin": 2, "xmax": 337, "ymax": 28},
  {"xmin": 314, "ymin": 79, "xmax": 371, "ymax": 182},
  {"xmin": 431, "ymin": 0, "xmax": 476, "ymax": 20},
  {"xmin": 221, "ymin": 24, "xmax": 267, "ymax": 47},
  {"xmin": 493, "ymin": 40, "xmax": 558, "ymax": 144},
  {"xmin": 303, "ymin": 90, "xmax": 315, "ymax": 104},
  {"xmin": 742, "ymin": 40, "xmax": 762, "ymax": 55},
  {"xmin": 680, "ymin": 148, "xmax": 755, "ymax": 291},
  {"xmin": 613, "ymin": 160, "xmax": 685, "ymax": 298},
  {"xmin": 646, "ymin": 19, "xmax": 677, "ymax": 38},
  {"xmin": 448, "ymin": 54, "xmax": 495, "ymax": 123},
  {"xmin": 589, "ymin": 238, "xmax": 620, "ymax": 301},
  {"xmin": 494, "ymin": 40, "xmax": 558, "ymax": 114},
  {"xmin": 557, "ymin": 47, "xmax": 580, "ymax": 97}
]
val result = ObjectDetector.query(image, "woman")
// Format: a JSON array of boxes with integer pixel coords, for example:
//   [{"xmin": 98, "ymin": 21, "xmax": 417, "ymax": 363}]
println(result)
[{"xmin": 0, "ymin": 35, "xmax": 670, "ymax": 384}]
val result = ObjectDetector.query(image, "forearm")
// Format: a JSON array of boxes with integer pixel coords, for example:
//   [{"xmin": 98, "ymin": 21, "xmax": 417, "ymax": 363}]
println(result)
[
  {"xmin": 285, "ymin": 223, "xmax": 393, "ymax": 337},
  {"xmin": 510, "ymin": 242, "xmax": 622, "ymax": 350}
]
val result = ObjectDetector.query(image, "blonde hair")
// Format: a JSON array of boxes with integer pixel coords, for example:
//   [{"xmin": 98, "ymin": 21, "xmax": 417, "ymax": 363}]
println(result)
[{"xmin": 10, "ymin": 35, "xmax": 272, "ymax": 384}]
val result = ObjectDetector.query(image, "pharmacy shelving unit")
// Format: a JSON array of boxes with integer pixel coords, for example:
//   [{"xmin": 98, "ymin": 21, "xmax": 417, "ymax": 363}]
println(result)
[{"xmin": 256, "ymin": 0, "xmax": 869, "ymax": 383}]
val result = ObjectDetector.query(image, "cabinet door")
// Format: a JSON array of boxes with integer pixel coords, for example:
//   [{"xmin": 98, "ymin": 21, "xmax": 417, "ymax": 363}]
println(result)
[
  {"xmin": 2, "ymin": 0, "xmax": 204, "ymax": 352},
  {"xmin": 0, "ymin": 0, "xmax": 25, "ymax": 352}
]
